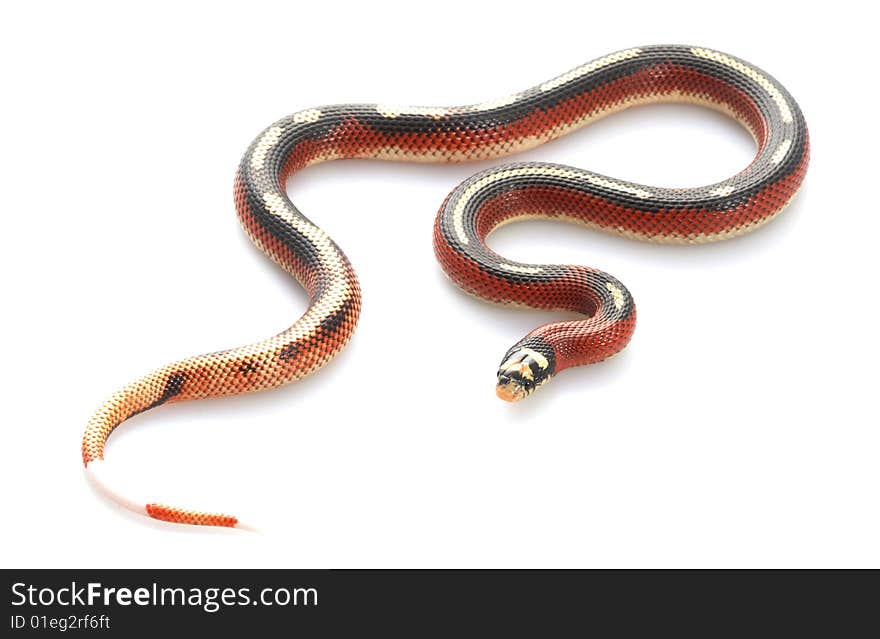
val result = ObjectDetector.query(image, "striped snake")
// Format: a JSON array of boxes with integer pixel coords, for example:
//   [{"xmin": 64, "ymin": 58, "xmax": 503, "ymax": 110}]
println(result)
[{"xmin": 83, "ymin": 45, "xmax": 809, "ymax": 528}]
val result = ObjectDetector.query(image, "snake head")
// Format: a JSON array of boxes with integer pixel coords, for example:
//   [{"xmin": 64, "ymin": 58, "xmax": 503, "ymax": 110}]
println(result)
[{"xmin": 495, "ymin": 345, "xmax": 554, "ymax": 402}]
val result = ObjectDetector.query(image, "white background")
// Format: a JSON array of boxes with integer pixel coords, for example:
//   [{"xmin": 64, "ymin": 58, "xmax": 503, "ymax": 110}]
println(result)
[{"xmin": 1, "ymin": 1, "xmax": 876, "ymax": 568}]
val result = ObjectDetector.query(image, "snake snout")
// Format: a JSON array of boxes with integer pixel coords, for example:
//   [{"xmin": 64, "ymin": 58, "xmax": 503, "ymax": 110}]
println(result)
[{"xmin": 496, "ymin": 374, "xmax": 527, "ymax": 402}]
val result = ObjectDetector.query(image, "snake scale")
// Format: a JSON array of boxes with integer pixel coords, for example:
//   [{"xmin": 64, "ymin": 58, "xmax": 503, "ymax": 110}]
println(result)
[{"xmin": 83, "ymin": 45, "xmax": 809, "ymax": 528}]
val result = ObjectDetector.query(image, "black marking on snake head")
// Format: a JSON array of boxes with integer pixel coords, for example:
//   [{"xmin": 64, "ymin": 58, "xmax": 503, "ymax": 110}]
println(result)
[{"xmin": 501, "ymin": 337, "xmax": 557, "ymax": 378}]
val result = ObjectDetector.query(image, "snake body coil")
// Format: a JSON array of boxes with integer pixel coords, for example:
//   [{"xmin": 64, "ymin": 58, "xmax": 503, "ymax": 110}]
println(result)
[{"xmin": 83, "ymin": 45, "xmax": 809, "ymax": 527}]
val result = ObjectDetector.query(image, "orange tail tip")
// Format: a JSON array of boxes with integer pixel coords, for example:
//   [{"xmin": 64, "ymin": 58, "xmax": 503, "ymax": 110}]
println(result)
[
  {"xmin": 84, "ymin": 459, "xmax": 257, "ymax": 531},
  {"xmin": 145, "ymin": 503, "xmax": 238, "ymax": 527}
]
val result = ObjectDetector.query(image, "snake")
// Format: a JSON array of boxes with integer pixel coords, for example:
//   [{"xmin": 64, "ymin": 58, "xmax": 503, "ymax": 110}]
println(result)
[{"xmin": 82, "ymin": 45, "xmax": 809, "ymax": 528}]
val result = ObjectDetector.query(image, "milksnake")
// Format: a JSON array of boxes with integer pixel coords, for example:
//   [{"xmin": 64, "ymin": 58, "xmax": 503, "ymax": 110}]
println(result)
[{"xmin": 83, "ymin": 45, "xmax": 809, "ymax": 527}]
